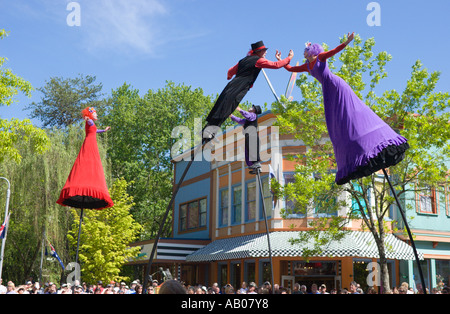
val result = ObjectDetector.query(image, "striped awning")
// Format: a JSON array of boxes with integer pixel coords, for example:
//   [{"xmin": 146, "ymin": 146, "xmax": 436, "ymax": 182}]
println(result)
[
  {"xmin": 185, "ymin": 231, "xmax": 423, "ymax": 262},
  {"xmin": 156, "ymin": 242, "xmax": 206, "ymax": 261}
]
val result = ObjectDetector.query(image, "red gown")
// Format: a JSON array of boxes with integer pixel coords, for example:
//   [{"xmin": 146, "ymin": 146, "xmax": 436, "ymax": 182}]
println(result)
[{"xmin": 56, "ymin": 120, "xmax": 114, "ymax": 210}]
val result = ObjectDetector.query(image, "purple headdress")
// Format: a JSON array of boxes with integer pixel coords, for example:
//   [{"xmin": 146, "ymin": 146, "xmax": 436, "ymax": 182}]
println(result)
[{"xmin": 304, "ymin": 42, "xmax": 324, "ymax": 58}]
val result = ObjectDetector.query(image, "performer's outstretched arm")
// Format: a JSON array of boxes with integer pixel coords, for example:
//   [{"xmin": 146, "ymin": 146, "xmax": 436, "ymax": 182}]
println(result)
[
  {"xmin": 87, "ymin": 119, "xmax": 111, "ymax": 133},
  {"xmin": 284, "ymin": 63, "xmax": 308, "ymax": 73},
  {"xmin": 256, "ymin": 50, "xmax": 293, "ymax": 69},
  {"xmin": 230, "ymin": 107, "xmax": 257, "ymax": 125},
  {"xmin": 230, "ymin": 114, "xmax": 246, "ymax": 125},
  {"xmin": 318, "ymin": 32, "xmax": 354, "ymax": 61},
  {"xmin": 317, "ymin": 43, "xmax": 347, "ymax": 62}
]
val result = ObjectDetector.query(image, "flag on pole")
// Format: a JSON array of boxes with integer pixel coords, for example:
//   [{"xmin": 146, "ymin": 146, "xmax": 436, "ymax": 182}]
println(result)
[
  {"xmin": 46, "ymin": 241, "xmax": 65, "ymax": 270},
  {"xmin": 268, "ymin": 164, "xmax": 277, "ymax": 192},
  {"xmin": 0, "ymin": 213, "xmax": 10, "ymax": 239},
  {"xmin": 268, "ymin": 164, "xmax": 278, "ymax": 210}
]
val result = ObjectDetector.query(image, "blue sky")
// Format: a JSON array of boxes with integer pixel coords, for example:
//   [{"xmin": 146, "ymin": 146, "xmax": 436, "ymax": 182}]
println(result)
[{"xmin": 1, "ymin": 0, "xmax": 449, "ymax": 125}]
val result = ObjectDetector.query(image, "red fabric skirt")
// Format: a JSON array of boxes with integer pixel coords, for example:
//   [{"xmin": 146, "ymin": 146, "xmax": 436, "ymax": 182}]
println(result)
[{"xmin": 56, "ymin": 122, "xmax": 114, "ymax": 210}]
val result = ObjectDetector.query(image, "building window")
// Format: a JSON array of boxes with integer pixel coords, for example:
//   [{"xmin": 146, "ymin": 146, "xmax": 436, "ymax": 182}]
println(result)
[
  {"xmin": 232, "ymin": 185, "xmax": 242, "ymax": 224},
  {"xmin": 260, "ymin": 176, "xmax": 272, "ymax": 219},
  {"xmin": 351, "ymin": 183, "xmax": 370, "ymax": 217},
  {"xmin": 435, "ymin": 260, "xmax": 450, "ymax": 287},
  {"xmin": 247, "ymin": 181, "xmax": 256, "ymax": 221},
  {"xmin": 179, "ymin": 197, "xmax": 207, "ymax": 232},
  {"xmin": 218, "ymin": 263, "xmax": 228, "ymax": 288},
  {"xmin": 315, "ymin": 193, "xmax": 338, "ymax": 217},
  {"xmin": 199, "ymin": 198, "xmax": 207, "ymax": 227},
  {"xmin": 261, "ymin": 261, "xmax": 272, "ymax": 284},
  {"xmin": 220, "ymin": 188, "xmax": 229, "ymax": 226},
  {"xmin": 416, "ymin": 185, "xmax": 437, "ymax": 214},
  {"xmin": 245, "ymin": 261, "xmax": 256, "ymax": 284},
  {"xmin": 283, "ymin": 173, "xmax": 302, "ymax": 217},
  {"xmin": 446, "ymin": 185, "xmax": 450, "ymax": 216}
]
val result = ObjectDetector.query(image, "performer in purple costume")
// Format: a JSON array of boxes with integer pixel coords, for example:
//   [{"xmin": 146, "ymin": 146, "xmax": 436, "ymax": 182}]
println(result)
[
  {"xmin": 279, "ymin": 32, "xmax": 409, "ymax": 185},
  {"xmin": 229, "ymin": 105, "xmax": 262, "ymax": 174}
]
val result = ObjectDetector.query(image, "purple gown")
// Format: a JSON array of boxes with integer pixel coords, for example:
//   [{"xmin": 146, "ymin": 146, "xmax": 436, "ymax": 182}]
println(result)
[{"xmin": 309, "ymin": 58, "xmax": 409, "ymax": 185}]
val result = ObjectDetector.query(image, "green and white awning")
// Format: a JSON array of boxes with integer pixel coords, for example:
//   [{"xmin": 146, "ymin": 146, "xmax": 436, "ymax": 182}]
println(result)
[{"xmin": 185, "ymin": 231, "xmax": 423, "ymax": 262}]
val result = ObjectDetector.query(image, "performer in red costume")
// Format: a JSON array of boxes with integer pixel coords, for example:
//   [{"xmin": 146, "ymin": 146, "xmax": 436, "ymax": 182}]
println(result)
[
  {"xmin": 204, "ymin": 41, "xmax": 293, "ymax": 140},
  {"xmin": 57, "ymin": 107, "xmax": 114, "ymax": 209}
]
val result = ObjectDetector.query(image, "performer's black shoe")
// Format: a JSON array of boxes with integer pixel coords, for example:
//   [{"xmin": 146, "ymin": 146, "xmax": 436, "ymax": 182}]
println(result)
[
  {"xmin": 248, "ymin": 162, "xmax": 261, "ymax": 174},
  {"xmin": 202, "ymin": 129, "xmax": 219, "ymax": 144}
]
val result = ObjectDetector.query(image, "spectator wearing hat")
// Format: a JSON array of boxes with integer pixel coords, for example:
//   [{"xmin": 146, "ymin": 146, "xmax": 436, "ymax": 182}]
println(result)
[
  {"xmin": 320, "ymin": 284, "xmax": 329, "ymax": 294},
  {"xmin": 96, "ymin": 280, "xmax": 104, "ymax": 294},
  {"xmin": 247, "ymin": 282, "xmax": 258, "ymax": 294}
]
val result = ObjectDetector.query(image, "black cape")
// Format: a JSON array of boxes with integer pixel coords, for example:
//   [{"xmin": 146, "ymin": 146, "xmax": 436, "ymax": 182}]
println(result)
[{"xmin": 206, "ymin": 55, "xmax": 261, "ymax": 128}]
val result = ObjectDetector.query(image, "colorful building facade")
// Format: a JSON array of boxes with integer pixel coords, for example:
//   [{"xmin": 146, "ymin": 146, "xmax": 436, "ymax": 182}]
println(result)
[{"xmin": 128, "ymin": 111, "xmax": 450, "ymax": 293}]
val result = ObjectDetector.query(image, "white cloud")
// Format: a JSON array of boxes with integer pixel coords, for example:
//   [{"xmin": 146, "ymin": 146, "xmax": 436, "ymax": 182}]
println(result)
[{"xmin": 80, "ymin": 0, "xmax": 169, "ymax": 55}]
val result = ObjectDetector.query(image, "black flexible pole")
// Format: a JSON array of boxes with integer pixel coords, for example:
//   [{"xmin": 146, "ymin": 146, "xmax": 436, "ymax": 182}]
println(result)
[
  {"xmin": 143, "ymin": 138, "xmax": 208, "ymax": 293},
  {"xmin": 255, "ymin": 168, "xmax": 275, "ymax": 294},
  {"xmin": 382, "ymin": 168, "xmax": 427, "ymax": 294},
  {"xmin": 75, "ymin": 208, "xmax": 84, "ymax": 265}
]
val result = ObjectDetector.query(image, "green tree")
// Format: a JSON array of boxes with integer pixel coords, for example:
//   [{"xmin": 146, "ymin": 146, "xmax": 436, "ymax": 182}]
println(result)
[
  {"xmin": 0, "ymin": 126, "xmax": 96, "ymax": 284},
  {"xmin": 272, "ymin": 34, "xmax": 450, "ymax": 293},
  {"xmin": 0, "ymin": 29, "xmax": 50, "ymax": 164},
  {"xmin": 67, "ymin": 178, "xmax": 142, "ymax": 284},
  {"xmin": 103, "ymin": 81, "xmax": 215, "ymax": 238},
  {"xmin": 25, "ymin": 74, "xmax": 105, "ymax": 128}
]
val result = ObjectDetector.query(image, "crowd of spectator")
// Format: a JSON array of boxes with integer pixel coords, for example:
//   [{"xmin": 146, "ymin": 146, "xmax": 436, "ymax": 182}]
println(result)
[{"xmin": 1, "ymin": 277, "xmax": 448, "ymax": 294}]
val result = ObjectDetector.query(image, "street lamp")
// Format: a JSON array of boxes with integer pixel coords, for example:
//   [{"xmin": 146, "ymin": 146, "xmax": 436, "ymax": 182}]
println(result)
[{"xmin": 0, "ymin": 177, "xmax": 11, "ymax": 282}]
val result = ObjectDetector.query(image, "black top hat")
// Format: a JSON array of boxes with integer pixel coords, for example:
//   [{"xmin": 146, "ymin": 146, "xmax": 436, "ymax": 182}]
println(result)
[
  {"xmin": 251, "ymin": 41, "xmax": 268, "ymax": 53},
  {"xmin": 252, "ymin": 105, "xmax": 262, "ymax": 115}
]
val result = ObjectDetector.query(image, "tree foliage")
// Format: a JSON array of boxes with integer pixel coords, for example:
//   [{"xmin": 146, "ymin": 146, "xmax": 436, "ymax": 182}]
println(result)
[
  {"xmin": 67, "ymin": 178, "xmax": 142, "ymax": 284},
  {"xmin": 0, "ymin": 29, "xmax": 50, "ymax": 164},
  {"xmin": 26, "ymin": 74, "xmax": 105, "ymax": 128},
  {"xmin": 0, "ymin": 126, "xmax": 92, "ymax": 284},
  {"xmin": 103, "ymin": 81, "xmax": 215, "ymax": 238},
  {"xmin": 0, "ymin": 30, "xmax": 33, "ymax": 106}
]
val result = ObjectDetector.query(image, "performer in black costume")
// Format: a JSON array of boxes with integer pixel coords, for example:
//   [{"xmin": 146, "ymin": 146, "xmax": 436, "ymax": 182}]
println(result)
[{"xmin": 204, "ymin": 41, "xmax": 292, "ymax": 139}]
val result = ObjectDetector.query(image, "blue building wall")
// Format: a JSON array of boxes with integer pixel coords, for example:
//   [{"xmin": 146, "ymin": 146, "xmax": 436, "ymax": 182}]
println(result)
[
  {"xmin": 174, "ymin": 154, "xmax": 211, "ymax": 184},
  {"xmin": 173, "ymin": 158, "xmax": 211, "ymax": 240},
  {"xmin": 402, "ymin": 185, "xmax": 450, "ymax": 232}
]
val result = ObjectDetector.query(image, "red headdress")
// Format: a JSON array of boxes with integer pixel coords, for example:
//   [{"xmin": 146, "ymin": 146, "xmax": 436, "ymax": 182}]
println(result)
[{"xmin": 81, "ymin": 107, "xmax": 97, "ymax": 120}]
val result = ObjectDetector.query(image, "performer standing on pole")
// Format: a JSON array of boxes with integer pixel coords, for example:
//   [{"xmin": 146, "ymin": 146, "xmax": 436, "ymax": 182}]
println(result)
[
  {"xmin": 278, "ymin": 33, "xmax": 409, "ymax": 185},
  {"xmin": 204, "ymin": 41, "xmax": 293, "ymax": 139},
  {"xmin": 57, "ymin": 107, "xmax": 114, "ymax": 209},
  {"xmin": 229, "ymin": 105, "xmax": 262, "ymax": 174}
]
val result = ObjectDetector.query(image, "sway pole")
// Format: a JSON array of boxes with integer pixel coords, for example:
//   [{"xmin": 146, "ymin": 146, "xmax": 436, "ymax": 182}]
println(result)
[
  {"xmin": 255, "ymin": 168, "xmax": 275, "ymax": 293},
  {"xmin": 382, "ymin": 168, "xmax": 427, "ymax": 294},
  {"xmin": 143, "ymin": 138, "xmax": 209, "ymax": 293}
]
